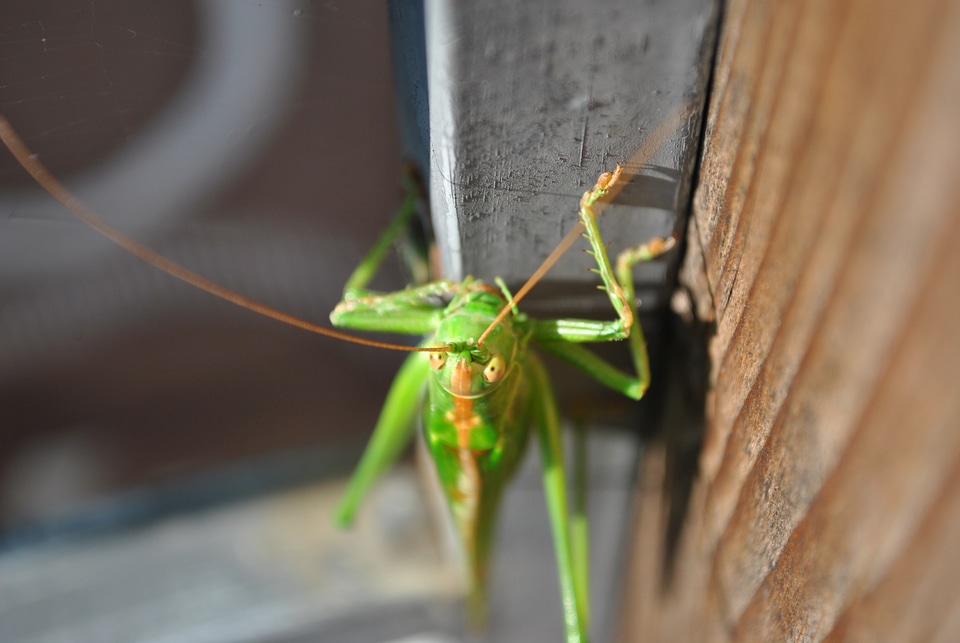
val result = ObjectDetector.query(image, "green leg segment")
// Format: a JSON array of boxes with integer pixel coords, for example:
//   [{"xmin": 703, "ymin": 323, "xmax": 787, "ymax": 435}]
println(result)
[
  {"xmin": 330, "ymin": 281, "xmax": 455, "ymax": 335},
  {"xmin": 571, "ymin": 420, "xmax": 590, "ymax": 624},
  {"xmin": 529, "ymin": 355, "xmax": 589, "ymax": 643},
  {"xmin": 333, "ymin": 349, "xmax": 431, "ymax": 527},
  {"xmin": 537, "ymin": 339, "xmax": 643, "ymax": 400}
]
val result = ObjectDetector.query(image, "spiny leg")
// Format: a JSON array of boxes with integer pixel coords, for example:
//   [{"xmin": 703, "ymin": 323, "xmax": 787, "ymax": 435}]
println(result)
[
  {"xmin": 578, "ymin": 166, "xmax": 677, "ymax": 348},
  {"xmin": 533, "ymin": 167, "xmax": 676, "ymax": 400},
  {"xmin": 612, "ymin": 233, "xmax": 676, "ymax": 398}
]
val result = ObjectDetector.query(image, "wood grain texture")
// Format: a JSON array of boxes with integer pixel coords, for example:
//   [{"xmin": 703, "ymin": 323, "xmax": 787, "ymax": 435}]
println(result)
[{"xmin": 621, "ymin": 0, "xmax": 960, "ymax": 640}]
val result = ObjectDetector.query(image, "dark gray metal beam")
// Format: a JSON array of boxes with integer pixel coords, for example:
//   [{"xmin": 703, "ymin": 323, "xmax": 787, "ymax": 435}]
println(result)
[{"xmin": 425, "ymin": 0, "xmax": 718, "ymax": 314}]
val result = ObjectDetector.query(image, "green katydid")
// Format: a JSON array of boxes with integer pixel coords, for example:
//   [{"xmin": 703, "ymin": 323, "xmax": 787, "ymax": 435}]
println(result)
[
  {"xmin": 329, "ymin": 165, "xmax": 675, "ymax": 642},
  {"xmin": 0, "ymin": 113, "xmax": 677, "ymax": 643}
]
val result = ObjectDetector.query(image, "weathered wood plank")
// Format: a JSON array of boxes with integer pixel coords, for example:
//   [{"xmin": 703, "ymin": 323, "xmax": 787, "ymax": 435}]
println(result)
[
  {"xmin": 703, "ymin": 0, "xmax": 849, "ymax": 518},
  {"xmin": 734, "ymin": 211, "xmax": 960, "ymax": 639},
  {"xmin": 620, "ymin": 0, "xmax": 960, "ymax": 639},
  {"xmin": 823, "ymin": 453, "xmax": 960, "ymax": 643},
  {"xmin": 710, "ymin": 0, "xmax": 957, "ymax": 622}
]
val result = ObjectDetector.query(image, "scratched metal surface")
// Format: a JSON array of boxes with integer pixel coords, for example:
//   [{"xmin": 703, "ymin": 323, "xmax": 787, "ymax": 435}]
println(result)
[{"xmin": 424, "ymin": 0, "xmax": 717, "ymax": 315}]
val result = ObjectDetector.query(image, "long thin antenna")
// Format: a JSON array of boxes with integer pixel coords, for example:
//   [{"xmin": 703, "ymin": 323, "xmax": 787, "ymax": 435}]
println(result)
[
  {"xmin": 0, "ymin": 115, "xmax": 441, "ymax": 354},
  {"xmin": 476, "ymin": 102, "xmax": 692, "ymax": 347}
]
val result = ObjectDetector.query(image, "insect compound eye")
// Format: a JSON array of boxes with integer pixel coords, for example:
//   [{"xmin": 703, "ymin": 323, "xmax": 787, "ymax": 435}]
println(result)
[
  {"xmin": 483, "ymin": 355, "xmax": 506, "ymax": 383},
  {"xmin": 429, "ymin": 352, "xmax": 447, "ymax": 370}
]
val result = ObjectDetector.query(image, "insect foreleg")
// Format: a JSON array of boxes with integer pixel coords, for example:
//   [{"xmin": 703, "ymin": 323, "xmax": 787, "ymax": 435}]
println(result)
[
  {"xmin": 531, "ymin": 168, "xmax": 675, "ymax": 400},
  {"xmin": 330, "ymin": 281, "xmax": 456, "ymax": 335},
  {"xmin": 576, "ymin": 167, "xmax": 677, "ymax": 341},
  {"xmin": 611, "ymin": 234, "xmax": 676, "ymax": 398}
]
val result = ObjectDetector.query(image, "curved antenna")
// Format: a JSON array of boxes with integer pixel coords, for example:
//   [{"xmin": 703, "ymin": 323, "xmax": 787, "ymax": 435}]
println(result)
[
  {"xmin": 0, "ymin": 115, "xmax": 445, "ymax": 354},
  {"xmin": 477, "ymin": 101, "xmax": 692, "ymax": 347}
]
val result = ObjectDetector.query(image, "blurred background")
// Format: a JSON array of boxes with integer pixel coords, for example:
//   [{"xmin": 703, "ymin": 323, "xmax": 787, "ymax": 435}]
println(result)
[
  {"xmin": 0, "ymin": 2, "xmax": 460, "ymax": 640},
  {"xmin": 0, "ymin": 0, "xmax": 408, "ymax": 531}
]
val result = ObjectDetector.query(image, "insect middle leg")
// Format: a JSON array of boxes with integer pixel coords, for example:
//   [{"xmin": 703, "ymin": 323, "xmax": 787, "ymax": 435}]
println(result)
[{"xmin": 333, "ymin": 348, "xmax": 430, "ymax": 527}]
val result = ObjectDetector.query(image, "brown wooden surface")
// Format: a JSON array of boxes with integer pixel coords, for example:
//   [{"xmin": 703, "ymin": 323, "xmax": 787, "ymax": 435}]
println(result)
[{"xmin": 620, "ymin": 0, "xmax": 960, "ymax": 640}]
